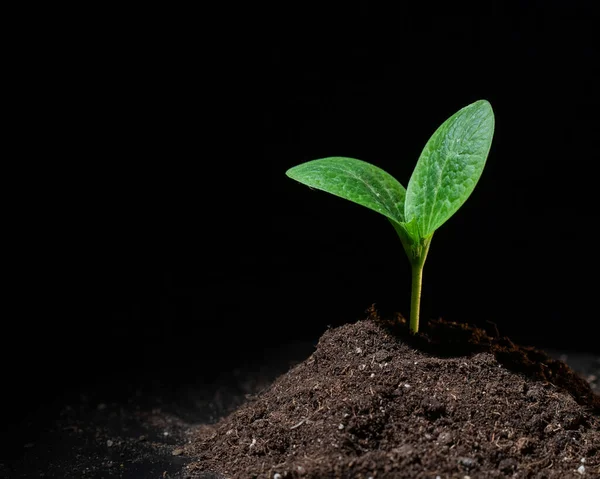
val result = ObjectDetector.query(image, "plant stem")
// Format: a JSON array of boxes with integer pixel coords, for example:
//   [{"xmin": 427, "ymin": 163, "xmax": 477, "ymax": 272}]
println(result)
[
  {"xmin": 409, "ymin": 260, "xmax": 425, "ymax": 333},
  {"xmin": 408, "ymin": 237, "xmax": 432, "ymax": 333},
  {"xmin": 409, "ymin": 261, "xmax": 424, "ymax": 333},
  {"xmin": 389, "ymin": 220, "xmax": 432, "ymax": 334}
]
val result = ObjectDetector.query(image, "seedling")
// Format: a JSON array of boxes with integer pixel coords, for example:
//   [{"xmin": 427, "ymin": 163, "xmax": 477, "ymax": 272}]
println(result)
[{"xmin": 286, "ymin": 100, "xmax": 495, "ymax": 333}]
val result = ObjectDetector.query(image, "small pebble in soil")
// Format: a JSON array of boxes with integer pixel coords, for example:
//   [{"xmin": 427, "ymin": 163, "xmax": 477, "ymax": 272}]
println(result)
[{"xmin": 458, "ymin": 456, "xmax": 477, "ymax": 469}]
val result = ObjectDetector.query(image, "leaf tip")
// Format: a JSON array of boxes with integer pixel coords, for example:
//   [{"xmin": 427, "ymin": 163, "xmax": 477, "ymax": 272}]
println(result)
[
  {"xmin": 285, "ymin": 165, "xmax": 299, "ymax": 179},
  {"xmin": 473, "ymin": 98, "xmax": 494, "ymax": 116},
  {"xmin": 470, "ymin": 99, "xmax": 495, "ymax": 133}
]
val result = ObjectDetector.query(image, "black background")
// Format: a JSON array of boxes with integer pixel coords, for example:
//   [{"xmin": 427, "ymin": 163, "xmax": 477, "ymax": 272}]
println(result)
[{"xmin": 9, "ymin": 3, "xmax": 599, "ymax": 415}]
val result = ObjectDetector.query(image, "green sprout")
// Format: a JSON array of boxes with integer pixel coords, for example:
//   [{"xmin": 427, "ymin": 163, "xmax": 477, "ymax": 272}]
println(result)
[{"xmin": 286, "ymin": 100, "xmax": 495, "ymax": 333}]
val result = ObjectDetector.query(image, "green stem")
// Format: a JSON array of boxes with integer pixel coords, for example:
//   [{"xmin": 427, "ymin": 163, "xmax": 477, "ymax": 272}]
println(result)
[
  {"xmin": 410, "ymin": 261, "xmax": 424, "ymax": 333},
  {"xmin": 408, "ymin": 237, "xmax": 431, "ymax": 333},
  {"xmin": 389, "ymin": 220, "xmax": 432, "ymax": 333}
]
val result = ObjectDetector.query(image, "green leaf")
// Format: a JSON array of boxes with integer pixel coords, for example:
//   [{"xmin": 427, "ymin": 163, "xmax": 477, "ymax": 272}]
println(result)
[
  {"xmin": 286, "ymin": 157, "xmax": 407, "ymax": 224},
  {"xmin": 405, "ymin": 100, "xmax": 495, "ymax": 238}
]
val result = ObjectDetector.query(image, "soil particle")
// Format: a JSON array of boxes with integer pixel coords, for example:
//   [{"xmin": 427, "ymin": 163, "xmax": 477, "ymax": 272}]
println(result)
[{"xmin": 183, "ymin": 308, "xmax": 600, "ymax": 478}]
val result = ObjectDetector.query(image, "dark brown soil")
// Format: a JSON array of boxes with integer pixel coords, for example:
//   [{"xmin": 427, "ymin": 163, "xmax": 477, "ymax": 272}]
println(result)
[{"xmin": 183, "ymin": 308, "xmax": 600, "ymax": 478}]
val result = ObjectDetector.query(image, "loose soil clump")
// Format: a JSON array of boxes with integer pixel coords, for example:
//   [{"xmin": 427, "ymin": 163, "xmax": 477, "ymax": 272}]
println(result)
[{"xmin": 183, "ymin": 308, "xmax": 600, "ymax": 478}]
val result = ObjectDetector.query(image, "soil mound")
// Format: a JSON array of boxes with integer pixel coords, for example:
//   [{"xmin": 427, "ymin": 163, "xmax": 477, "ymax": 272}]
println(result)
[{"xmin": 183, "ymin": 311, "xmax": 600, "ymax": 478}]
